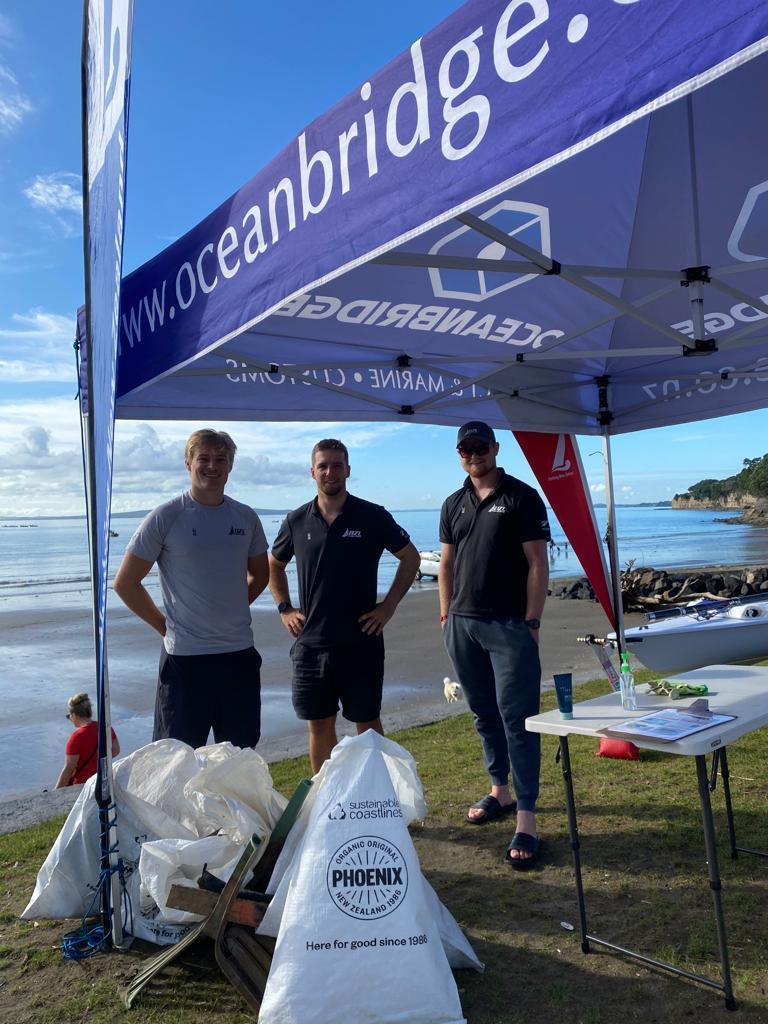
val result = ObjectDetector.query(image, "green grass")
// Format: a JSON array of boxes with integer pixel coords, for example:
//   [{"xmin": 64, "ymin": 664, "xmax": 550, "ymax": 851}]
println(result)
[{"xmin": 1, "ymin": 672, "xmax": 767, "ymax": 1023}]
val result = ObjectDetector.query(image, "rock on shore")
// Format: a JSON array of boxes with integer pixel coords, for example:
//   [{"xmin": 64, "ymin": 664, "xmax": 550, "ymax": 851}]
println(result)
[{"xmin": 555, "ymin": 566, "xmax": 768, "ymax": 612}]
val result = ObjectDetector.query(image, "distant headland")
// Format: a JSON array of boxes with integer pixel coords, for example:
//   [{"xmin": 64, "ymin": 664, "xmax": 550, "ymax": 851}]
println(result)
[{"xmin": 672, "ymin": 452, "xmax": 768, "ymax": 524}]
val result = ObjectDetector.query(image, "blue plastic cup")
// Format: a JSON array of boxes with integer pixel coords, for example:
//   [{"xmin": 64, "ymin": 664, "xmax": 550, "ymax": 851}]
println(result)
[{"xmin": 554, "ymin": 672, "xmax": 573, "ymax": 720}]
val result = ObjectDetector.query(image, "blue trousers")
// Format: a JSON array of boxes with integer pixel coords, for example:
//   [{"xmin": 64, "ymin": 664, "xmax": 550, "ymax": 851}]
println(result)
[{"xmin": 444, "ymin": 614, "xmax": 541, "ymax": 812}]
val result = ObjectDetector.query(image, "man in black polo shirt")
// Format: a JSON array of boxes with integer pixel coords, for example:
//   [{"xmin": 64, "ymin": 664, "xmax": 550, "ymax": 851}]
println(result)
[
  {"xmin": 439, "ymin": 421, "xmax": 550, "ymax": 869},
  {"xmin": 269, "ymin": 438, "xmax": 420, "ymax": 773}
]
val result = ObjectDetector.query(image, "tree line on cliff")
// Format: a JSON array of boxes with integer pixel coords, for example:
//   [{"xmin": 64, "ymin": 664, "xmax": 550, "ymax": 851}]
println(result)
[{"xmin": 674, "ymin": 452, "xmax": 768, "ymax": 502}]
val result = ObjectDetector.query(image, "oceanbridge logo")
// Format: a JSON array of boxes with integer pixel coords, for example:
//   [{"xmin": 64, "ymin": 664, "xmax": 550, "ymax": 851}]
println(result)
[
  {"xmin": 728, "ymin": 179, "xmax": 768, "ymax": 263},
  {"xmin": 327, "ymin": 836, "xmax": 408, "ymax": 919},
  {"xmin": 428, "ymin": 200, "xmax": 551, "ymax": 302},
  {"xmin": 327, "ymin": 797, "xmax": 403, "ymax": 821}
]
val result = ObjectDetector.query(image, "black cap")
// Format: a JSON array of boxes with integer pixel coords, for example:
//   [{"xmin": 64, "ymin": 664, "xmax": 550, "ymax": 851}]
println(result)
[{"xmin": 456, "ymin": 421, "xmax": 496, "ymax": 447}]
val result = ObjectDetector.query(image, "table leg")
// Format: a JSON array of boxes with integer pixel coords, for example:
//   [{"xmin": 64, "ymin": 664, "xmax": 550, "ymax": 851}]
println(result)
[
  {"xmin": 556, "ymin": 739, "xmax": 739, "ymax": 1006},
  {"xmin": 716, "ymin": 747, "xmax": 739, "ymax": 860},
  {"xmin": 558, "ymin": 737, "xmax": 590, "ymax": 953},
  {"xmin": 694, "ymin": 754, "xmax": 736, "ymax": 1011},
  {"xmin": 717, "ymin": 746, "xmax": 768, "ymax": 861}
]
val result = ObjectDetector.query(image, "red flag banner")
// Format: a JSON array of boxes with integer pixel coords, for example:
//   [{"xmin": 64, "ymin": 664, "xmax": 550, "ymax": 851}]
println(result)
[{"xmin": 514, "ymin": 432, "xmax": 616, "ymax": 629}]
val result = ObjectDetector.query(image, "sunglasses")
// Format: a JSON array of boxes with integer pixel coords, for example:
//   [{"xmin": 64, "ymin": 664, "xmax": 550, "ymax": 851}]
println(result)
[{"xmin": 457, "ymin": 443, "xmax": 490, "ymax": 457}]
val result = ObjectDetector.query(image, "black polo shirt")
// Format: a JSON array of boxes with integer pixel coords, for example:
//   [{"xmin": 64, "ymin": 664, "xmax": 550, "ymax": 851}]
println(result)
[
  {"xmin": 439, "ymin": 468, "xmax": 550, "ymax": 620},
  {"xmin": 271, "ymin": 493, "xmax": 410, "ymax": 646}
]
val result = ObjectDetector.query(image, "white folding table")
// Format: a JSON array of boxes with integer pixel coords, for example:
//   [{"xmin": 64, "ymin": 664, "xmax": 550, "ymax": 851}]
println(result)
[{"xmin": 526, "ymin": 664, "xmax": 768, "ymax": 1010}]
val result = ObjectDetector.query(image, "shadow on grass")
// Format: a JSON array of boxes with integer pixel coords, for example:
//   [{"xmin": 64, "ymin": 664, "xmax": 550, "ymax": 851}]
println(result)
[
  {"xmin": 419, "ymin": 841, "xmax": 768, "ymax": 1021},
  {"xmin": 454, "ymin": 933, "xmax": 768, "ymax": 1024}
]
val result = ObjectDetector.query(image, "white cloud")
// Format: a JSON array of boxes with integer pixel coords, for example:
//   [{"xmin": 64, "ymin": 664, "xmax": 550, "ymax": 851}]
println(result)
[
  {"xmin": 22, "ymin": 426, "xmax": 52, "ymax": 457},
  {"xmin": 620, "ymin": 485, "xmax": 634, "ymax": 495},
  {"xmin": 0, "ymin": 411, "xmax": 411, "ymax": 517},
  {"xmin": 0, "ymin": 309, "xmax": 77, "ymax": 383},
  {"xmin": 590, "ymin": 482, "xmax": 606, "ymax": 493},
  {"xmin": 0, "ymin": 65, "xmax": 33, "ymax": 133},
  {"xmin": 23, "ymin": 173, "xmax": 82, "ymax": 235}
]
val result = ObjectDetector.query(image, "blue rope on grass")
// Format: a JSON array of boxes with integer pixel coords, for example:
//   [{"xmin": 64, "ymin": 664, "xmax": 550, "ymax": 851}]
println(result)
[{"xmin": 61, "ymin": 804, "xmax": 132, "ymax": 959}]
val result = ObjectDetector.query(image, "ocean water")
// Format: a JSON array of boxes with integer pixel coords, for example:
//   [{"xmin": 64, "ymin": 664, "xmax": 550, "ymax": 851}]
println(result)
[
  {"xmin": 3, "ymin": 504, "xmax": 768, "ymax": 798},
  {"xmin": 2, "ymin": 505, "xmax": 768, "ymax": 611}
]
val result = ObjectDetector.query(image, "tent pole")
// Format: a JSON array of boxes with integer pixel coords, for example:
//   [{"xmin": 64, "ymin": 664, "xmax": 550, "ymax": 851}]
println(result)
[
  {"xmin": 685, "ymin": 94, "xmax": 707, "ymax": 341},
  {"xmin": 80, "ymin": 393, "xmax": 125, "ymax": 950},
  {"xmin": 602, "ymin": 430, "xmax": 626, "ymax": 652}
]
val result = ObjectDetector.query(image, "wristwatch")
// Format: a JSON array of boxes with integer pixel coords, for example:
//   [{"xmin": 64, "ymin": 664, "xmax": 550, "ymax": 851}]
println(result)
[
  {"xmin": 524, "ymin": 618, "xmax": 541, "ymax": 630},
  {"xmin": 277, "ymin": 601, "xmax": 292, "ymax": 614}
]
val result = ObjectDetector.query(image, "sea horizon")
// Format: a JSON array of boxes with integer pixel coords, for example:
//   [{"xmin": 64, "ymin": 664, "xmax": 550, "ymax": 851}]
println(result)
[
  {"xmin": 0, "ymin": 498, "xmax": 677, "ymax": 523},
  {"xmin": 3, "ymin": 507, "xmax": 768, "ymax": 616}
]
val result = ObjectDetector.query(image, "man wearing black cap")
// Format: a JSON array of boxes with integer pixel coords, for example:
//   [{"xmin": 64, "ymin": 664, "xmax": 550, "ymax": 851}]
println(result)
[{"xmin": 439, "ymin": 421, "xmax": 550, "ymax": 868}]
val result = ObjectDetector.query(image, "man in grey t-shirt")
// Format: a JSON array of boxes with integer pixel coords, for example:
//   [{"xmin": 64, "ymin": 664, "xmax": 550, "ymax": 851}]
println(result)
[{"xmin": 114, "ymin": 429, "xmax": 269, "ymax": 748}]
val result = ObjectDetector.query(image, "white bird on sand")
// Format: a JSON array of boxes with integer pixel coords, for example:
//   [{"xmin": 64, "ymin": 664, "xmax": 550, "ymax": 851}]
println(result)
[{"xmin": 443, "ymin": 676, "xmax": 463, "ymax": 703}]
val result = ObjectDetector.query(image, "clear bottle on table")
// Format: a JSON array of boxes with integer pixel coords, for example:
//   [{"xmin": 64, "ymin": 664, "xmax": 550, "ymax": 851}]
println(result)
[{"xmin": 619, "ymin": 652, "xmax": 637, "ymax": 711}]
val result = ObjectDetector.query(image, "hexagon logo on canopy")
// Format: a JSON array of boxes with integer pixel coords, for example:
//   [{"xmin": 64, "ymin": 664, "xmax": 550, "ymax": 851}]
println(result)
[{"xmin": 427, "ymin": 200, "xmax": 551, "ymax": 302}]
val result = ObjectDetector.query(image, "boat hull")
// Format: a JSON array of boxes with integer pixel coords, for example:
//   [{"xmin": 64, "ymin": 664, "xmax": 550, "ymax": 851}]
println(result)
[
  {"xmin": 417, "ymin": 551, "xmax": 440, "ymax": 580},
  {"xmin": 611, "ymin": 609, "xmax": 768, "ymax": 675}
]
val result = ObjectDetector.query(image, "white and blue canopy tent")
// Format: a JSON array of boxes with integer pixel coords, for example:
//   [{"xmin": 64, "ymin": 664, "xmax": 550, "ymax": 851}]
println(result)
[
  {"xmin": 79, "ymin": 0, "xmax": 768, "ymax": 937},
  {"xmin": 110, "ymin": 0, "xmax": 768, "ymax": 438}
]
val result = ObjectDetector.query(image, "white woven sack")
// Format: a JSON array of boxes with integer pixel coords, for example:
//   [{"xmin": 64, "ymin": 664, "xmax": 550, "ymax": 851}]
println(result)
[{"xmin": 258, "ymin": 731, "xmax": 468, "ymax": 1024}]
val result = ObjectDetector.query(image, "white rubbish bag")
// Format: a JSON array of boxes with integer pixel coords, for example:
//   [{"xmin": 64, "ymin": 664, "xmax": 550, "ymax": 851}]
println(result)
[
  {"xmin": 258, "ymin": 731, "xmax": 474, "ymax": 1024},
  {"xmin": 22, "ymin": 739, "xmax": 285, "ymax": 944},
  {"xmin": 138, "ymin": 834, "xmax": 242, "ymax": 925}
]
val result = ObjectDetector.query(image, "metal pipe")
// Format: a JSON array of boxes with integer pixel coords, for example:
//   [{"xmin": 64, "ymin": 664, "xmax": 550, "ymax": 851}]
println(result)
[{"xmin": 602, "ymin": 430, "xmax": 626, "ymax": 652}]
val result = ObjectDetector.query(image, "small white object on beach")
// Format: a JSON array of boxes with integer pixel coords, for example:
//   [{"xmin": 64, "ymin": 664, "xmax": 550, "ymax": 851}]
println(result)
[{"xmin": 443, "ymin": 677, "xmax": 463, "ymax": 703}]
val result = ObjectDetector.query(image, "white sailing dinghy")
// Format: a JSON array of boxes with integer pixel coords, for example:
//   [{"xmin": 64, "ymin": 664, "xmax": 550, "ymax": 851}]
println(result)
[
  {"xmin": 416, "ymin": 551, "xmax": 441, "ymax": 581},
  {"xmin": 610, "ymin": 593, "xmax": 768, "ymax": 675}
]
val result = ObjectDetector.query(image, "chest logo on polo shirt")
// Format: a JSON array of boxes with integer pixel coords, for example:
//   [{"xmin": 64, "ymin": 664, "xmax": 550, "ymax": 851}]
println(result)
[
  {"xmin": 229, "ymin": 526, "xmax": 246, "ymax": 535},
  {"xmin": 341, "ymin": 528, "xmax": 362, "ymax": 538},
  {"xmin": 488, "ymin": 505, "xmax": 506, "ymax": 513}
]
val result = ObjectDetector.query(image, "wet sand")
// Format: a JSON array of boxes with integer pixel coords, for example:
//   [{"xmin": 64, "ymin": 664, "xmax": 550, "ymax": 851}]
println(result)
[{"xmin": 0, "ymin": 579, "xmax": 632, "ymax": 803}]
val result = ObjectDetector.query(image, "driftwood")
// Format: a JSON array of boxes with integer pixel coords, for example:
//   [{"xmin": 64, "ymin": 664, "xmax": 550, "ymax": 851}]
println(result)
[
  {"xmin": 620, "ymin": 563, "xmax": 768, "ymax": 612},
  {"xmin": 629, "ymin": 591, "xmax": 722, "ymax": 609}
]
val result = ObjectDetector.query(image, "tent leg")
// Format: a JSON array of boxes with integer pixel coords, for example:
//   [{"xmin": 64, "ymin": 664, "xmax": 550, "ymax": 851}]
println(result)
[
  {"xmin": 685, "ymin": 94, "xmax": 707, "ymax": 342},
  {"xmin": 602, "ymin": 431, "xmax": 626, "ymax": 652}
]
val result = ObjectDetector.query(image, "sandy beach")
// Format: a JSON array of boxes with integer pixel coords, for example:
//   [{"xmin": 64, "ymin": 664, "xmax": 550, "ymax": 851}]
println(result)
[{"xmin": 0, "ymin": 578, "xmax": 633, "ymax": 806}]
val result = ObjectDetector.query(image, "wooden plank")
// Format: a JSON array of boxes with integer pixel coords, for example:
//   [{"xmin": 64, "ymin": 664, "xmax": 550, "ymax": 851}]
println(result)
[{"xmin": 167, "ymin": 884, "xmax": 266, "ymax": 928}]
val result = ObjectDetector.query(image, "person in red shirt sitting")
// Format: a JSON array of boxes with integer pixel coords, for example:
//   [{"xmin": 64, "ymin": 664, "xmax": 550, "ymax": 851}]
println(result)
[{"xmin": 55, "ymin": 692, "xmax": 120, "ymax": 788}]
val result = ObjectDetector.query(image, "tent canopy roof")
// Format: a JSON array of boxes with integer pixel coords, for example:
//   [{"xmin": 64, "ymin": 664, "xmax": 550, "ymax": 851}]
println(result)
[{"xmin": 107, "ymin": 0, "xmax": 768, "ymax": 436}]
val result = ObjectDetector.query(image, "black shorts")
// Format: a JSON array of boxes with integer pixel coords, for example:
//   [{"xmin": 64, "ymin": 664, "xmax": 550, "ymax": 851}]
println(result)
[
  {"xmin": 291, "ymin": 638, "xmax": 384, "ymax": 723},
  {"xmin": 154, "ymin": 646, "xmax": 262, "ymax": 748}
]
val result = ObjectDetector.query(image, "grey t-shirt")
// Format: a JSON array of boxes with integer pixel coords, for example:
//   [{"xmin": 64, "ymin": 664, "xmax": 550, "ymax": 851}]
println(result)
[{"xmin": 127, "ymin": 491, "xmax": 268, "ymax": 655}]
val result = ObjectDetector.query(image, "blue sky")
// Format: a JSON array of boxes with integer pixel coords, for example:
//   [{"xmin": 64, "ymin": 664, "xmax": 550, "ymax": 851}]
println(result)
[{"xmin": 2, "ymin": 0, "xmax": 767, "ymax": 517}]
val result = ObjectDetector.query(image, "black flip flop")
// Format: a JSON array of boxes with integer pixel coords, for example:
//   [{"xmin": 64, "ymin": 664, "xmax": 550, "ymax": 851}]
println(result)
[
  {"xmin": 466, "ymin": 795, "xmax": 517, "ymax": 825},
  {"xmin": 504, "ymin": 831, "xmax": 541, "ymax": 870}
]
